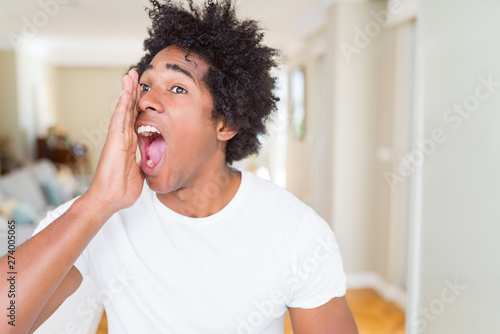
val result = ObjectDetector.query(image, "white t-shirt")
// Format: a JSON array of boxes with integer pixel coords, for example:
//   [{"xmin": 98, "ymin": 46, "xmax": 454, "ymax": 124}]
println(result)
[{"xmin": 34, "ymin": 170, "xmax": 346, "ymax": 333}]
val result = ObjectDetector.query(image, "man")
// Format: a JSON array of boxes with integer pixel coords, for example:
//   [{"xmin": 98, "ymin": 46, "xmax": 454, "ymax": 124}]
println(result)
[{"xmin": 0, "ymin": 0, "xmax": 358, "ymax": 333}]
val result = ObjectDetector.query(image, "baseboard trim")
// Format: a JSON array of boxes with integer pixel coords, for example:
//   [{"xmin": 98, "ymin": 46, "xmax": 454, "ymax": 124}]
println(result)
[{"xmin": 346, "ymin": 271, "xmax": 407, "ymax": 310}]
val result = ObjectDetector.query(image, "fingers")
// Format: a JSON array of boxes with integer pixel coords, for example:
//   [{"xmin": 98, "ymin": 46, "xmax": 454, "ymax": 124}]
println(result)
[
  {"xmin": 124, "ymin": 70, "xmax": 139, "ymax": 131},
  {"xmin": 134, "ymin": 73, "xmax": 141, "ymax": 122},
  {"xmin": 110, "ymin": 70, "xmax": 140, "ymax": 134},
  {"xmin": 129, "ymin": 69, "xmax": 139, "ymax": 85},
  {"xmin": 109, "ymin": 73, "xmax": 134, "ymax": 133}
]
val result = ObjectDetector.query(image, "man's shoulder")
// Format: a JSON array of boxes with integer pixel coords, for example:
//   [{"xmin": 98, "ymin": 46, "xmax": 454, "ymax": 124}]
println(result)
[
  {"xmin": 243, "ymin": 170, "xmax": 302, "ymax": 201},
  {"xmin": 241, "ymin": 170, "xmax": 316, "ymax": 220}
]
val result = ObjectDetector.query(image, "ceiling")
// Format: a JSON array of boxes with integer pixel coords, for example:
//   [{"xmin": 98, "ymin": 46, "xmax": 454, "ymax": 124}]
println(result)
[{"xmin": 0, "ymin": 0, "xmax": 336, "ymax": 66}]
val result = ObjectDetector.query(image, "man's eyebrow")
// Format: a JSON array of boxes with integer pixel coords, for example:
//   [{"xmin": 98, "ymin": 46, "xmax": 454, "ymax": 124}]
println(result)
[
  {"xmin": 166, "ymin": 63, "xmax": 194, "ymax": 81},
  {"xmin": 142, "ymin": 63, "xmax": 195, "ymax": 82}
]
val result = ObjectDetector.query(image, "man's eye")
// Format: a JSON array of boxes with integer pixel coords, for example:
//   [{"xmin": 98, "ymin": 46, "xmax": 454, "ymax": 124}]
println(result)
[
  {"xmin": 140, "ymin": 83, "xmax": 150, "ymax": 92},
  {"xmin": 170, "ymin": 86, "xmax": 187, "ymax": 94}
]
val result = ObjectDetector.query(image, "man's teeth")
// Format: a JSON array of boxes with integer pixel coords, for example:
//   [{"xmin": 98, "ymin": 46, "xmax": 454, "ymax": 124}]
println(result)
[
  {"xmin": 137, "ymin": 125, "xmax": 160, "ymax": 137},
  {"xmin": 146, "ymin": 159, "xmax": 154, "ymax": 167}
]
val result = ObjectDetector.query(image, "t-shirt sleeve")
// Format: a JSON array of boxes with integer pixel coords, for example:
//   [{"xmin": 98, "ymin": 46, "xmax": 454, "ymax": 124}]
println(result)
[
  {"xmin": 287, "ymin": 206, "xmax": 346, "ymax": 309},
  {"xmin": 32, "ymin": 197, "xmax": 90, "ymax": 277}
]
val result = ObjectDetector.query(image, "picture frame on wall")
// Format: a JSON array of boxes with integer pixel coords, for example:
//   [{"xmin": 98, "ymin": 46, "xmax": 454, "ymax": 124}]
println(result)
[{"xmin": 290, "ymin": 66, "xmax": 306, "ymax": 139}]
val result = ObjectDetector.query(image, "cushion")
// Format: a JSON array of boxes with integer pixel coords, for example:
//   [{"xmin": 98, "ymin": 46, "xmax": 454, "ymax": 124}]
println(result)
[
  {"xmin": 0, "ymin": 198, "xmax": 36, "ymax": 225},
  {"xmin": 0, "ymin": 198, "xmax": 17, "ymax": 220},
  {"xmin": 12, "ymin": 202, "xmax": 37, "ymax": 225},
  {"xmin": 30, "ymin": 159, "xmax": 78, "ymax": 202},
  {"xmin": 41, "ymin": 178, "xmax": 65, "ymax": 206},
  {"xmin": 29, "ymin": 159, "xmax": 58, "ymax": 184},
  {"xmin": 0, "ymin": 215, "xmax": 7, "ymax": 233},
  {"xmin": 0, "ymin": 169, "xmax": 47, "ymax": 213}
]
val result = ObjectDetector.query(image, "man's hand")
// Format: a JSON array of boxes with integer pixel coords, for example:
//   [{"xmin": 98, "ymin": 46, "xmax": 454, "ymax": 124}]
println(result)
[{"xmin": 85, "ymin": 70, "xmax": 144, "ymax": 215}]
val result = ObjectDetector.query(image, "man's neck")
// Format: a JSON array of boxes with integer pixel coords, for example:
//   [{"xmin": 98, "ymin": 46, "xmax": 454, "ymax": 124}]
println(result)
[{"xmin": 156, "ymin": 166, "xmax": 242, "ymax": 218}]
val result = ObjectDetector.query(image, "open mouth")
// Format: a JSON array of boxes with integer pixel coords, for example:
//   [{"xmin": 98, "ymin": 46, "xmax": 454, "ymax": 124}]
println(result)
[{"xmin": 137, "ymin": 125, "xmax": 166, "ymax": 171}]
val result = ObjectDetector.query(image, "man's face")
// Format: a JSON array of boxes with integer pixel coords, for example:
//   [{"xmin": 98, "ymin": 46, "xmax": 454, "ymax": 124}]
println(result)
[{"xmin": 135, "ymin": 45, "xmax": 220, "ymax": 194}]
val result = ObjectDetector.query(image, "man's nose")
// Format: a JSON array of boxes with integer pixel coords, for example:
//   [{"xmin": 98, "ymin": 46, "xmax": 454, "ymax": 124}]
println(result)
[{"xmin": 137, "ymin": 89, "xmax": 163, "ymax": 113}]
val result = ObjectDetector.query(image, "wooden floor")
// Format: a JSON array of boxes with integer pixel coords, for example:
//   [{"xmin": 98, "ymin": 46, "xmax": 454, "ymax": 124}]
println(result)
[
  {"xmin": 343, "ymin": 289, "xmax": 405, "ymax": 334},
  {"xmin": 96, "ymin": 289, "xmax": 405, "ymax": 334}
]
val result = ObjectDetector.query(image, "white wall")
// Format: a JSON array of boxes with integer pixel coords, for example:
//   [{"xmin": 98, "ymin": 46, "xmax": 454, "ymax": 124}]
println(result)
[
  {"xmin": 0, "ymin": 47, "xmax": 53, "ymax": 164},
  {"xmin": 53, "ymin": 66, "xmax": 127, "ymax": 174},
  {"xmin": 0, "ymin": 48, "xmax": 126, "ymax": 173},
  {"xmin": 286, "ymin": 31, "xmax": 326, "ymax": 209},
  {"xmin": 286, "ymin": 1, "xmax": 413, "ymax": 298},
  {"xmin": 329, "ymin": 1, "xmax": 397, "ymax": 276},
  {"xmin": 407, "ymin": 1, "xmax": 500, "ymax": 333},
  {"xmin": 15, "ymin": 48, "xmax": 55, "ymax": 162},
  {"xmin": 0, "ymin": 50, "xmax": 21, "ymax": 162}
]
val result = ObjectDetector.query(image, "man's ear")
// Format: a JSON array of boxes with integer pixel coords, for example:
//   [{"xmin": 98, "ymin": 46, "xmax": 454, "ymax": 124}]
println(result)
[{"xmin": 216, "ymin": 119, "xmax": 238, "ymax": 141}]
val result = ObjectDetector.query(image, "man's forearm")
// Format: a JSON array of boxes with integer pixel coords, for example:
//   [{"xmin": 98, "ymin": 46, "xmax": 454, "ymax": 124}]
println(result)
[{"xmin": 0, "ymin": 194, "xmax": 113, "ymax": 333}]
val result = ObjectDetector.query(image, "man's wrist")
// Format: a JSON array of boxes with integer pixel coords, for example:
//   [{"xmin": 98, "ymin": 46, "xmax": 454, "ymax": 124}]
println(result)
[{"xmin": 74, "ymin": 192, "xmax": 117, "ymax": 225}]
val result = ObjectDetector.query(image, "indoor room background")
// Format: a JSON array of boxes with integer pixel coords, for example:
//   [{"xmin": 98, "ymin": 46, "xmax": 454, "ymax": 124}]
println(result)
[{"xmin": 0, "ymin": 0, "xmax": 498, "ymax": 333}]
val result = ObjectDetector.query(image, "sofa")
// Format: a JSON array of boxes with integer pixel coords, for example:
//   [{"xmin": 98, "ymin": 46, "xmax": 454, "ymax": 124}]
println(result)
[{"xmin": 0, "ymin": 159, "xmax": 102, "ymax": 334}]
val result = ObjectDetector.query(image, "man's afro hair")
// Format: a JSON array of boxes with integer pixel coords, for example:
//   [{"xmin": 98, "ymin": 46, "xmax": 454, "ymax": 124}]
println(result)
[{"xmin": 132, "ymin": 0, "xmax": 280, "ymax": 164}]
